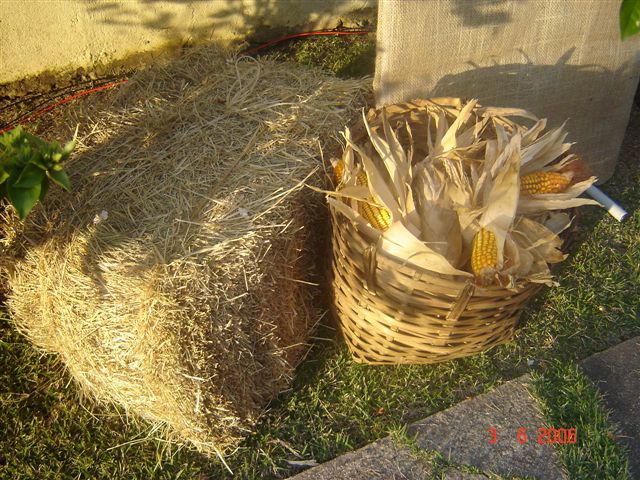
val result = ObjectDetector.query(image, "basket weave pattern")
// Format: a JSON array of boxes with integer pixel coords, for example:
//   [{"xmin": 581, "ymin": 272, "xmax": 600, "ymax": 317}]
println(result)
[{"xmin": 330, "ymin": 208, "xmax": 541, "ymax": 365}]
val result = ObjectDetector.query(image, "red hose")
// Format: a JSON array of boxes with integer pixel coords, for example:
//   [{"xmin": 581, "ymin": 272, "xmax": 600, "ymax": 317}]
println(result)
[{"xmin": 0, "ymin": 79, "xmax": 128, "ymax": 134}]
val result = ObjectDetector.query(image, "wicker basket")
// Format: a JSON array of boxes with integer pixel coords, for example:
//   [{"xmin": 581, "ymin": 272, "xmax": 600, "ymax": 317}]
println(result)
[
  {"xmin": 327, "ymin": 98, "xmax": 591, "ymax": 365},
  {"xmin": 330, "ymin": 207, "xmax": 542, "ymax": 365}
]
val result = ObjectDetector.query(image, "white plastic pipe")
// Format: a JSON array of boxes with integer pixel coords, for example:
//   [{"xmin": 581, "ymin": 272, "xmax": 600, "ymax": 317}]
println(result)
[{"xmin": 586, "ymin": 186, "xmax": 628, "ymax": 222}]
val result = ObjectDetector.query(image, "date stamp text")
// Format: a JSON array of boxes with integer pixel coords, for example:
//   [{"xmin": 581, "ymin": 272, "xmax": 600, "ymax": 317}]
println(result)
[{"xmin": 487, "ymin": 427, "xmax": 577, "ymax": 445}]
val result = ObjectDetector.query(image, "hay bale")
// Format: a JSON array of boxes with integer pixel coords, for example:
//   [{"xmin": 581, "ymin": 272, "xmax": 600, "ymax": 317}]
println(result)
[{"xmin": 1, "ymin": 46, "xmax": 369, "ymax": 456}]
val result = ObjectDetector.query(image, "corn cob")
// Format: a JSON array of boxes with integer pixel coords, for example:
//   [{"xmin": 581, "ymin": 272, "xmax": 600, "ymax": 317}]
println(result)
[
  {"xmin": 471, "ymin": 228, "xmax": 497, "ymax": 276},
  {"xmin": 355, "ymin": 169, "xmax": 368, "ymax": 187},
  {"xmin": 521, "ymin": 171, "xmax": 571, "ymax": 195},
  {"xmin": 359, "ymin": 200, "xmax": 392, "ymax": 231},
  {"xmin": 332, "ymin": 158, "xmax": 345, "ymax": 185},
  {"xmin": 356, "ymin": 169, "xmax": 392, "ymax": 231}
]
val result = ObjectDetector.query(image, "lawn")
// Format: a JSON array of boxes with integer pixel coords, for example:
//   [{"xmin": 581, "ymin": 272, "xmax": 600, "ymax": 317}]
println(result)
[{"xmin": 1, "ymin": 34, "xmax": 638, "ymax": 479}]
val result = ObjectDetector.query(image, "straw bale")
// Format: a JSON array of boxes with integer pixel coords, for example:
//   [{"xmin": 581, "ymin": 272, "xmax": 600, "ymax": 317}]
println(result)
[{"xmin": 1, "ymin": 46, "xmax": 369, "ymax": 456}]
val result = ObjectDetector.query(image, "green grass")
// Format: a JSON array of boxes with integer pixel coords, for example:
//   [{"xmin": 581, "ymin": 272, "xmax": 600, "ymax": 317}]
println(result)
[
  {"xmin": 293, "ymin": 34, "xmax": 376, "ymax": 78},
  {"xmin": 531, "ymin": 360, "xmax": 631, "ymax": 479},
  {"xmin": 2, "ymin": 34, "xmax": 640, "ymax": 479}
]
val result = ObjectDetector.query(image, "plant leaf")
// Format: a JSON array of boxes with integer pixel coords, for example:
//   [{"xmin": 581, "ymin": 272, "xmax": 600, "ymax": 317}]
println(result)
[
  {"xmin": 621, "ymin": 0, "xmax": 640, "ymax": 39},
  {"xmin": 47, "ymin": 168, "xmax": 72, "ymax": 192},
  {"xmin": 7, "ymin": 182, "xmax": 41, "ymax": 219},
  {"xmin": 39, "ymin": 177, "xmax": 50, "ymax": 201},
  {"xmin": 13, "ymin": 163, "xmax": 45, "ymax": 189}
]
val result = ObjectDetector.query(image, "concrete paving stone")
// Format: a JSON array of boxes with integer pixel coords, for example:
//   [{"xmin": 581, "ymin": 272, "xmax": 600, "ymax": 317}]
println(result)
[
  {"xmin": 289, "ymin": 337, "xmax": 640, "ymax": 479},
  {"xmin": 406, "ymin": 375, "xmax": 566, "ymax": 479},
  {"xmin": 289, "ymin": 436, "xmax": 433, "ymax": 480},
  {"xmin": 580, "ymin": 336, "xmax": 640, "ymax": 479}
]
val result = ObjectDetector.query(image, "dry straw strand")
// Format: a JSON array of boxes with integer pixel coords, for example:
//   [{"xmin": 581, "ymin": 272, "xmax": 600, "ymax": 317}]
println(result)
[{"xmin": 1, "ymin": 45, "xmax": 370, "ymax": 455}]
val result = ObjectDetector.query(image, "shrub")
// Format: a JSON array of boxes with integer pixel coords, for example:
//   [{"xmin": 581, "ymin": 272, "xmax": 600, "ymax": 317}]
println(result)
[{"xmin": 0, "ymin": 126, "xmax": 73, "ymax": 219}]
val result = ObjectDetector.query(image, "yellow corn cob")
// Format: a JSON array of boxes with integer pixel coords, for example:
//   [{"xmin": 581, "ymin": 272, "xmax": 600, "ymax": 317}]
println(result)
[
  {"xmin": 471, "ymin": 228, "xmax": 497, "ymax": 276},
  {"xmin": 356, "ymin": 170, "xmax": 391, "ymax": 231},
  {"xmin": 359, "ymin": 200, "xmax": 392, "ymax": 231},
  {"xmin": 521, "ymin": 171, "xmax": 571, "ymax": 195},
  {"xmin": 332, "ymin": 158, "xmax": 346, "ymax": 185}
]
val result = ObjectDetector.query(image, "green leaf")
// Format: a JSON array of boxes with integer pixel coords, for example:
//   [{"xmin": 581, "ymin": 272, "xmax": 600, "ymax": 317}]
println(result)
[
  {"xmin": 7, "ymin": 182, "xmax": 41, "ymax": 219},
  {"xmin": 13, "ymin": 163, "xmax": 45, "ymax": 189},
  {"xmin": 47, "ymin": 168, "xmax": 71, "ymax": 192},
  {"xmin": 0, "ymin": 126, "xmax": 74, "ymax": 215},
  {"xmin": 39, "ymin": 177, "xmax": 50, "ymax": 201},
  {"xmin": 620, "ymin": 0, "xmax": 640, "ymax": 39},
  {"xmin": 62, "ymin": 140, "xmax": 75, "ymax": 156}
]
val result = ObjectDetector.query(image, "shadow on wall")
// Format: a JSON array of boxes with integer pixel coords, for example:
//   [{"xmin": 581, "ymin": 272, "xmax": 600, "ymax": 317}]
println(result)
[
  {"xmin": 451, "ymin": 0, "xmax": 513, "ymax": 27},
  {"xmin": 86, "ymin": 0, "xmax": 376, "ymax": 46},
  {"xmin": 382, "ymin": 48, "xmax": 637, "ymax": 181}
]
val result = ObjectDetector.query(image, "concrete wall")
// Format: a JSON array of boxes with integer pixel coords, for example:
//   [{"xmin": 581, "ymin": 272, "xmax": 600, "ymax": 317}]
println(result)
[{"xmin": 0, "ymin": 0, "xmax": 375, "ymax": 85}]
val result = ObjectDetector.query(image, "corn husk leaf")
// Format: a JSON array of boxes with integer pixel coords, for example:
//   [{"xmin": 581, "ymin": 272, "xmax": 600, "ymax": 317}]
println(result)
[
  {"xmin": 378, "ymin": 221, "xmax": 471, "ymax": 277},
  {"xmin": 327, "ymin": 196, "xmax": 381, "ymax": 240},
  {"xmin": 518, "ymin": 196, "xmax": 599, "ymax": 214},
  {"xmin": 362, "ymin": 111, "xmax": 409, "ymax": 211},
  {"xmin": 503, "ymin": 235, "xmax": 535, "ymax": 279},
  {"xmin": 477, "ymin": 106, "xmax": 539, "ymax": 122},
  {"xmin": 520, "ymin": 124, "xmax": 571, "ymax": 174},
  {"xmin": 439, "ymin": 99, "xmax": 478, "ymax": 152},
  {"xmin": 514, "ymin": 217, "xmax": 567, "ymax": 269},
  {"xmin": 324, "ymin": 185, "xmax": 371, "ymax": 202},
  {"xmin": 522, "ymin": 119, "xmax": 548, "ymax": 145},
  {"xmin": 456, "ymin": 115, "xmax": 488, "ymax": 149},
  {"xmin": 479, "ymin": 134, "xmax": 521, "ymax": 267},
  {"xmin": 415, "ymin": 165, "xmax": 463, "ymax": 265},
  {"xmin": 542, "ymin": 211, "xmax": 573, "ymax": 234},
  {"xmin": 518, "ymin": 177, "xmax": 599, "ymax": 214},
  {"xmin": 346, "ymin": 137, "xmax": 403, "ymax": 222},
  {"xmin": 402, "ymin": 122, "xmax": 418, "ymax": 219},
  {"xmin": 342, "ymin": 128, "xmax": 356, "ymax": 172}
]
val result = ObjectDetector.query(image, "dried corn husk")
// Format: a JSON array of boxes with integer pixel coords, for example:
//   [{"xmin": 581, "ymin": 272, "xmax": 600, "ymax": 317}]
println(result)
[{"xmin": 327, "ymin": 98, "xmax": 602, "ymax": 287}]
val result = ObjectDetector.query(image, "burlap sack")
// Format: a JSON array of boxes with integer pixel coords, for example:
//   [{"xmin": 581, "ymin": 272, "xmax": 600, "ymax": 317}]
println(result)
[{"xmin": 374, "ymin": 0, "xmax": 640, "ymax": 182}]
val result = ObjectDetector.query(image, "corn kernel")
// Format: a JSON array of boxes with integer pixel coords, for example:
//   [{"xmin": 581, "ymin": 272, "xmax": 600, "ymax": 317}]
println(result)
[
  {"xmin": 333, "ymin": 159, "xmax": 345, "ymax": 185},
  {"xmin": 359, "ymin": 200, "xmax": 392, "ymax": 231},
  {"xmin": 356, "ymin": 170, "xmax": 391, "ymax": 231},
  {"xmin": 356, "ymin": 170, "xmax": 368, "ymax": 187},
  {"xmin": 471, "ymin": 228, "xmax": 497, "ymax": 276},
  {"xmin": 521, "ymin": 171, "xmax": 571, "ymax": 195}
]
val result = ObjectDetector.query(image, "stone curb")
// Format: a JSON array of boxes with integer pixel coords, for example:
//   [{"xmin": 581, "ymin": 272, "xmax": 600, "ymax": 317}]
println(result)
[
  {"xmin": 290, "ymin": 376, "xmax": 565, "ymax": 479},
  {"xmin": 290, "ymin": 336, "xmax": 640, "ymax": 479}
]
